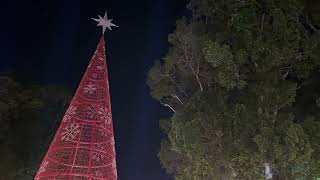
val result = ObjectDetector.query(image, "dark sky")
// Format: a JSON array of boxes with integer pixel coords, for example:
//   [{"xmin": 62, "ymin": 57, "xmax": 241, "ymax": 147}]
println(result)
[{"xmin": 0, "ymin": 0, "xmax": 187, "ymax": 179}]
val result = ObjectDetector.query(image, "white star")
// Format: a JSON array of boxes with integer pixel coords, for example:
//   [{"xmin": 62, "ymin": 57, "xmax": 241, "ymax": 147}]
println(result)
[{"xmin": 92, "ymin": 10, "xmax": 118, "ymax": 34}]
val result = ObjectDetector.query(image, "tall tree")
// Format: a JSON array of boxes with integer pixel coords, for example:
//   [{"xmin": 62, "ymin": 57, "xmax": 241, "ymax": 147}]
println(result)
[
  {"xmin": 0, "ymin": 77, "xmax": 71, "ymax": 180},
  {"xmin": 148, "ymin": 0, "xmax": 320, "ymax": 179}
]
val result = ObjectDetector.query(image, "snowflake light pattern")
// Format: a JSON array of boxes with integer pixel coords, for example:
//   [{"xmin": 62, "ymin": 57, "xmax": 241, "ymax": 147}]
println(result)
[
  {"xmin": 99, "ymin": 128, "xmax": 108, "ymax": 137},
  {"xmin": 93, "ymin": 151, "xmax": 105, "ymax": 162},
  {"xmin": 95, "ymin": 170, "xmax": 103, "ymax": 177},
  {"xmin": 98, "ymin": 56, "xmax": 104, "ymax": 61},
  {"xmin": 84, "ymin": 83, "xmax": 97, "ymax": 95},
  {"xmin": 97, "ymin": 65, "xmax": 104, "ymax": 70},
  {"xmin": 61, "ymin": 123, "xmax": 80, "ymax": 142},
  {"xmin": 98, "ymin": 107, "xmax": 112, "ymax": 125},
  {"xmin": 62, "ymin": 106, "xmax": 77, "ymax": 122}
]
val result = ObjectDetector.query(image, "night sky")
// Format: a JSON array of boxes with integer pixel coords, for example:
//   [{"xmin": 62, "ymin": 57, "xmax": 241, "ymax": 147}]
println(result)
[{"xmin": 0, "ymin": 0, "xmax": 187, "ymax": 179}]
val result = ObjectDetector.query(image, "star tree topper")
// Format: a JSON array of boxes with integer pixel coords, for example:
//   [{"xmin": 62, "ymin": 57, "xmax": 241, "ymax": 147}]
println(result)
[{"xmin": 92, "ymin": 10, "xmax": 118, "ymax": 34}]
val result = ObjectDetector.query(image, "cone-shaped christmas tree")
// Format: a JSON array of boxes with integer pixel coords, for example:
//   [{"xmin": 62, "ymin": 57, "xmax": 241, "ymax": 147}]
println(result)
[{"xmin": 34, "ymin": 36, "xmax": 117, "ymax": 179}]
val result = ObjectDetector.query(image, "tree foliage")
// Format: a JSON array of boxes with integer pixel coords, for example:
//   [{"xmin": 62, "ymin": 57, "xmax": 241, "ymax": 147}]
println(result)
[
  {"xmin": 0, "ymin": 77, "xmax": 71, "ymax": 179},
  {"xmin": 148, "ymin": 0, "xmax": 320, "ymax": 179}
]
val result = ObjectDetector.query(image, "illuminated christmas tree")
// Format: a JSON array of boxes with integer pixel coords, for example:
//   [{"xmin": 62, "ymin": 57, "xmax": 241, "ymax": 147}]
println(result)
[{"xmin": 35, "ymin": 11, "xmax": 118, "ymax": 180}]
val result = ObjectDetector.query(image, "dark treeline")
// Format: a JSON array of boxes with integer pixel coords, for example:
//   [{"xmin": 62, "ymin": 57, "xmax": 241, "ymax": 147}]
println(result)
[{"xmin": 0, "ymin": 77, "xmax": 71, "ymax": 179}]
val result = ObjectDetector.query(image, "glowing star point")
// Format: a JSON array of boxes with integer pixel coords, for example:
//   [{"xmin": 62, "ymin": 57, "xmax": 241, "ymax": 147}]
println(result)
[{"xmin": 92, "ymin": 10, "xmax": 119, "ymax": 34}]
